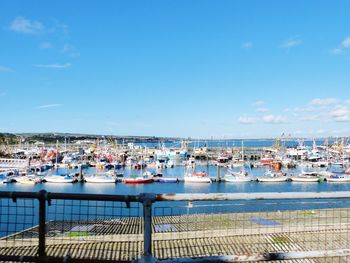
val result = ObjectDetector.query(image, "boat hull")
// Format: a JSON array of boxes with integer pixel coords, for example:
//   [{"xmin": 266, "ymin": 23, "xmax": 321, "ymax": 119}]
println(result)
[
  {"xmin": 224, "ymin": 175, "xmax": 251, "ymax": 182},
  {"xmin": 159, "ymin": 178, "xmax": 178, "ymax": 183},
  {"xmin": 44, "ymin": 175, "xmax": 75, "ymax": 183},
  {"xmin": 85, "ymin": 176, "xmax": 116, "ymax": 183},
  {"xmin": 184, "ymin": 177, "xmax": 211, "ymax": 183},
  {"xmin": 326, "ymin": 176, "xmax": 350, "ymax": 183},
  {"xmin": 257, "ymin": 177, "xmax": 287, "ymax": 182},
  {"xmin": 291, "ymin": 177, "xmax": 320, "ymax": 182},
  {"xmin": 124, "ymin": 178, "xmax": 153, "ymax": 184}
]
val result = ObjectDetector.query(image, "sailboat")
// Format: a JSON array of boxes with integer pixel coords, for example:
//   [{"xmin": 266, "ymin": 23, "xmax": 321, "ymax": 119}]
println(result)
[
  {"xmin": 257, "ymin": 170, "xmax": 288, "ymax": 182},
  {"xmin": 326, "ymin": 174, "xmax": 350, "ymax": 183},
  {"xmin": 184, "ymin": 169, "xmax": 211, "ymax": 183},
  {"xmin": 44, "ymin": 173, "xmax": 76, "ymax": 183},
  {"xmin": 124, "ymin": 157, "xmax": 153, "ymax": 184},
  {"xmin": 224, "ymin": 169, "xmax": 251, "ymax": 182},
  {"xmin": 84, "ymin": 172, "xmax": 116, "ymax": 183}
]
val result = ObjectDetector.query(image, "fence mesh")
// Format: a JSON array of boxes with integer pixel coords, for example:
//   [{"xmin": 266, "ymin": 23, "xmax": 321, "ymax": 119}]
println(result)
[
  {"xmin": 45, "ymin": 199, "xmax": 142, "ymax": 261},
  {"xmin": 0, "ymin": 198, "xmax": 37, "ymax": 257},
  {"xmin": 1, "ymin": 192, "xmax": 350, "ymax": 262},
  {"xmin": 152, "ymin": 199, "xmax": 350, "ymax": 262}
]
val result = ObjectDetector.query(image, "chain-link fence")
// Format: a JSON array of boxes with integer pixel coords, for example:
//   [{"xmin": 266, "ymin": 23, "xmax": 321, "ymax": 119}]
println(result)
[{"xmin": 1, "ymin": 191, "xmax": 350, "ymax": 262}]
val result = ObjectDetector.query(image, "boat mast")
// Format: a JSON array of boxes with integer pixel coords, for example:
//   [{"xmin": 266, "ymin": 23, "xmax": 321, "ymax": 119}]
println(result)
[{"xmin": 55, "ymin": 139, "xmax": 58, "ymax": 170}]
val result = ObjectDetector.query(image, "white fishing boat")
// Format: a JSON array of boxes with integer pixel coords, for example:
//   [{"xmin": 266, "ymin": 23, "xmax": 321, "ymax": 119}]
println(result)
[
  {"xmin": 258, "ymin": 176, "xmax": 287, "ymax": 182},
  {"xmin": 184, "ymin": 171, "xmax": 211, "ymax": 183},
  {"xmin": 44, "ymin": 174, "xmax": 76, "ymax": 183},
  {"xmin": 290, "ymin": 175, "xmax": 320, "ymax": 182},
  {"xmin": 257, "ymin": 171, "xmax": 287, "ymax": 182},
  {"xmin": 224, "ymin": 170, "xmax": 251, "ymax": 182},
  {"xmin": 84, "ymin": 174, "xmax": 116, "ymax": 183},
  {"xmin": 15, "ymin": 175, "xmax": 41, "ymax": 184},
  {"xmin": 224, "ymin": 174, "xmax": 251, "ymax": 182},
  {"xmin": 326, "ymin": 174, "xmax": 350, "ymax": 183}
]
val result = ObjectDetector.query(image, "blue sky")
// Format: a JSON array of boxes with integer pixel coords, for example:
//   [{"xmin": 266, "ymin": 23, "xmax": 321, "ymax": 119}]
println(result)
[{"xmin": 1, "ymin": 0, "xmax": 350, "ymax": 139}]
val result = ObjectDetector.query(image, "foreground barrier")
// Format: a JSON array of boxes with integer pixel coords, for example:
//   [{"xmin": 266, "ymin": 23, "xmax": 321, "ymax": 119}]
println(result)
[{"xmin": 1, "ymin": 191, "xmax": 350, "ymax": 262}]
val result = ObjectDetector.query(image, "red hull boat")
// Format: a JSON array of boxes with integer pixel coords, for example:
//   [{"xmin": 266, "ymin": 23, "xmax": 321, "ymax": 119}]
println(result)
[{"xmin": 123, "ymin": 177, "xmax": 153, "ymax": 184}]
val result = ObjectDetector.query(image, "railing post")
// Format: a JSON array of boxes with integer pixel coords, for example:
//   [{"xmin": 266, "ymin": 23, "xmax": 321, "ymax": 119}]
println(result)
[
  {"xmin": 140, "ymin": 193, "xmax": 156, "ymax": 263},
  {"xmin": 38, "ymin": 190, "xmax": 47, "ymax": 257}
]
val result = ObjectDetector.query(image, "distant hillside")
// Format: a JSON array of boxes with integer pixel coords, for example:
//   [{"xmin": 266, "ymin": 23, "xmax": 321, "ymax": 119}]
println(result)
[
  {"xmin": 0, "ymin": 133, "xmax": 19, "ymax": 145},
  {"xmin": 0, "ymin": 132, "xmax": 182, "ymax": 144}
]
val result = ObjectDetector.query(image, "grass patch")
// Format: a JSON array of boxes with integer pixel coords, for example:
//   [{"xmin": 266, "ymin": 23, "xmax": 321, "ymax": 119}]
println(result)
[
  {"xmin": 65, "ymin": 231, "xmax": 91, "ymax": 237},
  {"xmin": 272, "ymin": 236, "xmax": 290, "ymax": 244},
  {"xmin": 298, "ymin": 210, "xmax": 317, "ymax": 216}
]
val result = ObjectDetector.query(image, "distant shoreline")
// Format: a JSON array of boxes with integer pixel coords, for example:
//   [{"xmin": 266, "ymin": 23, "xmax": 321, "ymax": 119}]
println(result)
[{"xmin": 0, "ymin": 132, "xmax": 345, "ymax": 145}]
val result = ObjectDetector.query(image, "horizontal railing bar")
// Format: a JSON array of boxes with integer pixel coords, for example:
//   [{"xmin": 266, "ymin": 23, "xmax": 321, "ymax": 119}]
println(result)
[
  {"xmin": 2, "ymin": 191, "xmax": 350, "ymax": 202},
  {"xmin": 0, "ymin": 191, "xmax": 42, "ymax": 199},
  {"xmin": 48, "ymin": 192, "xmax": 141, "ymax": 202},
  {"xmin": 0, "ymin": 255, "xmax": 131, "ymax": 263},
  {"xmin": 159, "ymin": 249, "xmax": 350, "ymax": 262},
  {"xmin": 156, "ymin": 191, "xmax": 350, "ymax": 201},
  {"xmin": 0, "ymin": 191, "xmax": 141, "ymax": 202}
]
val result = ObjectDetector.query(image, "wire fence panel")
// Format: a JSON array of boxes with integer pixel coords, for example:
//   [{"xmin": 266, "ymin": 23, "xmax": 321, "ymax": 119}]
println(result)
[
  {"xmin": 153, "ymin": 199, "xmax": 350, "ymax": 262},
  {"xmin": 1, "ymin": 191, "xmax": 350, "ymax": 262},
  {"xmin": 0, "ymin": 198, "xmax": 37, "ymax": 257},
  {"xmin": 45, "ymin": 199, "xmax": 142, "ymax": 261}
]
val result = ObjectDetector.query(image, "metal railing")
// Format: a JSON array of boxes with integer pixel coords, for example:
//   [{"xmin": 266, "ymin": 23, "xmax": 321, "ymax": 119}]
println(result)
[{"xmin": 1, "ymin": 191, "xmax": 350, "ymax": 262}]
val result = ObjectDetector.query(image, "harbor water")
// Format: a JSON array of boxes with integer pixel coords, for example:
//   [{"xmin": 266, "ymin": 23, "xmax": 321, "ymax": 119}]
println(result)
[{"xmin": 2, "ymin": 165, "xmax": 350, "ymax": 194}]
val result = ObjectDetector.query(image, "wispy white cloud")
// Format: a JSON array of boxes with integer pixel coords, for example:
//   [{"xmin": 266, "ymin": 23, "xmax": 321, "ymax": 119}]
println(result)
[
  {"xmin": 39, "ymin": 42, "xmax": 52, "ymax": 49},
  {"xmin": 281, "ymin": 37, "xmax": 303, "ymax": 49},
  {"xmin": 331, "ymin": 48, "xmax": 343, "ymax": 55},
  {"xmin": 290, "ymin": 106, "xmax": 316, "ymax": 112},
  {"xmin": 242, "ymin": 41, "xmax": 253, "ymax": 49},
  {"xmin": 0, "ymin": 66, "xmax": 12, "ymax": 72},
  {"xmin": 310, "ymin": 98, "xmax": 338, "ymax": 107},
  {"xmin": 9, "ymin": 17, "xmax": 44, "ymax": 34},
  {"xmin": 253, "ymin": 100, "xmax": 265, "ymax": 107},
  {"xmin": 331, "ymin": 36, "xmax": 350, "ymax": 55},
  {"xmin": 299, "ymin": 114, "xmax": 323, "ymax": 122},
  {"xmin": 34, "ymin": 63, "xmax": 71, "ymax": 69},
  {"xmin": 38, "ymin": 104, "xmax": 62, "ymax": 109},
  {"xmin": 262, "ymin": 115, "xmax": 288, "ymax": 124},
  {"xmin": 330, "ymin": 106, "xmax": 350, "ymax": 122},
  {"xmin": 61, "ymin": 44, "xmax": 80, "ymax": 57},
  {"xmin": 256, "ymin": 107, "xmax": 268, "ymax": 113},
  {"xmin": 341, "ymin": 37, "xmax": 350, "ymax": 48},
  {"xmin": 238, "ymin": 116, "xmax": 256, "ymax": 124}
]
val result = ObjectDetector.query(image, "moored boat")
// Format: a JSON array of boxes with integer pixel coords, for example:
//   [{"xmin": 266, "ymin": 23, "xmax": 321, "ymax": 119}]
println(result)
[
  {"xmin": 84, "ymin": 174, "xmax": 116, "ymax": 183},
  {"xmin": 158, "ymin": 177, "xmax": 178, "ymax": 183},
  {"xmin": 224, "ymin": 174, "xmax": 251, "ymax": 182},
  {"xmin": 44, "ymin": 174, "xmax": 76, "ymax": 183},
  {"xmin": 123, "ymin": 176, "xmax": 153, "ymax": 184},
  {"xmin": 258, "ymin": 176, "xmax": 287, "ymax": 182},
  {"xmin": 224, "ymin": 170, "xmax": 251, "ymax": 182},
  {"xmin": 184, "ymin": 171, "xmax": 211, "ymax": 183},
  {"xmin": 15, "ymin": 175, "xmax": 41, "ymax": 184},
  {"xmin": 290, "ymin": 175, "xmax": 321, "ymax": 182},
  {"xmin": 257, "ymin": 171, "xmax": 287, "ymax": 182},
  {"xmin": 326, "ymin": 174, "xmax": 350, "ymax": 183}
]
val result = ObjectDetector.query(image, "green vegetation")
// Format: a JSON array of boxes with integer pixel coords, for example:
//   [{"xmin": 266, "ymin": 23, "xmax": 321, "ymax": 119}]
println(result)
[
  {"xmin": 0, "ymin": 133, "xmax": 19, "ymax": 145},
  {"xmin": 298, "ymin": 210, "xmax": 317, "ymax": 216},
  {"xmin": 65, "ymin": 231, "xmax": 91, "ymax": 237},
  {"xmin": 271, "ymin": 236, "xmax": 290, "ymax": 244}
]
